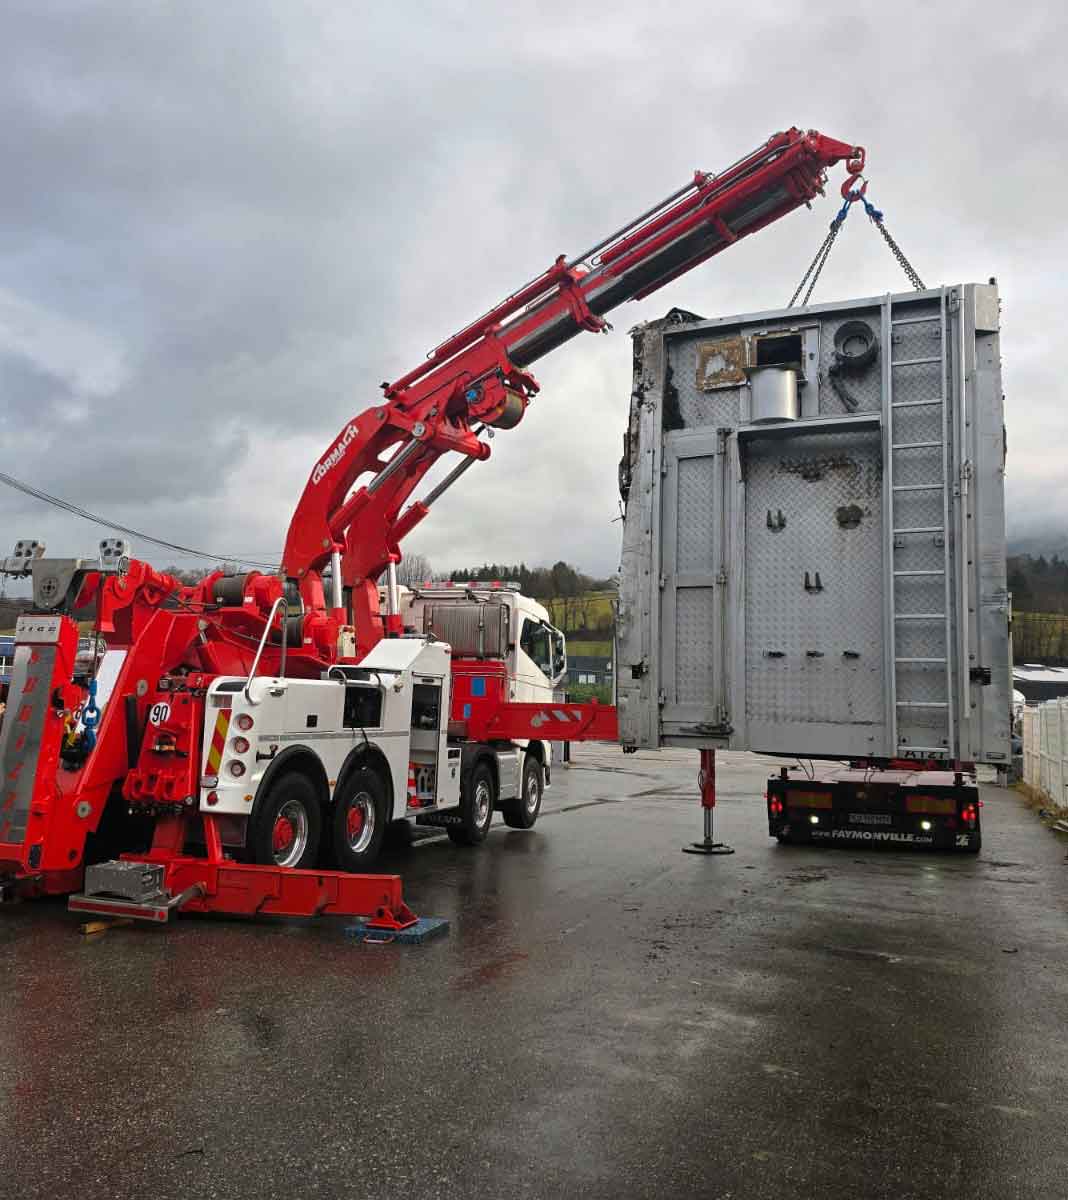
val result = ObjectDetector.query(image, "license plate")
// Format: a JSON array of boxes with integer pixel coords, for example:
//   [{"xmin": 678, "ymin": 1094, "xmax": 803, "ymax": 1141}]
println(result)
[{"xmin": 848, "ymin": 812, "xmax": 892, "ymax": 826}]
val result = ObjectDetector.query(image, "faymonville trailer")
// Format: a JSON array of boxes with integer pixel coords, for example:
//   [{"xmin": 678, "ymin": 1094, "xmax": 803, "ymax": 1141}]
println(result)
[{"xmin": 616, "ymin": 282, "xmax": 1010, "ymax": 851}]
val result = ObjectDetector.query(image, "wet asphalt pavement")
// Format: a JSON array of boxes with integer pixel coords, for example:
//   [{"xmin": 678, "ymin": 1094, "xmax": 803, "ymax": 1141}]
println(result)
[{"xmin": 1, "ymin": 745, "xmax": 1066, "ymax": 1200}]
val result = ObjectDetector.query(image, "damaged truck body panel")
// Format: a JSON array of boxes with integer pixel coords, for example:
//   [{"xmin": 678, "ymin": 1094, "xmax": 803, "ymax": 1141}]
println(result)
[{"xmin": 617, "ymin": 283, "xmax": 1010, "ymax": 765}]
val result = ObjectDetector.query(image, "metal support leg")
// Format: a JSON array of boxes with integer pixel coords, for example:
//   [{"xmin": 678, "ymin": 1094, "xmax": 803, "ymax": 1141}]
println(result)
[{"xmin": 682, "ymin": 748, "xmax": 734, "ymax": 855}]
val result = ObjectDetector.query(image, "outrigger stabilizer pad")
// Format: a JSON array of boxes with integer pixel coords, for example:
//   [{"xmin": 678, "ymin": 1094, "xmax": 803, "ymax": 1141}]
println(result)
[
  {"xmin": 682, "ymin": 839, "xmax": 735, "ymax": 856},
  {"xmin": 345, "ymin": 916, "xmax": 451, "ymax": 945}
]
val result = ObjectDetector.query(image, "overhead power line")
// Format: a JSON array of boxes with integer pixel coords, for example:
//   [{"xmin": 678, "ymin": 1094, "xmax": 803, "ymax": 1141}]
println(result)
[{"xmin": 0, "ymin": 469, "xmax": 281, "ymax": 571}]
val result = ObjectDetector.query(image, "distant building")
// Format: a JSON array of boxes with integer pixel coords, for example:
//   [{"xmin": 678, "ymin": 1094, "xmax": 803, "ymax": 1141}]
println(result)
[
  {"xmin": 0, "ymin": 635, "xmax": 13, "ymax": 698},
  {"xmin": 1013, "ymin": 663, "xmax": 1068, "ymax": 704},
  {"xmin": 567, "ymin": 653, "xmax": 613, "ymax": 689}
]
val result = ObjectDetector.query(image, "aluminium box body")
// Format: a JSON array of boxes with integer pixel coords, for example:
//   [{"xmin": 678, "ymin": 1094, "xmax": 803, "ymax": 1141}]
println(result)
[{"xmin": 616, "ymin": 283, "xmax": 1009, "ymax": 764}]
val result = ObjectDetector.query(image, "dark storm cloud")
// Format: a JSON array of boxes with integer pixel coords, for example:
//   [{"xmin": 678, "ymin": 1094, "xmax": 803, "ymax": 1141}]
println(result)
[{"xmin": 1, "ymin": 1, "xmax": 1065, "ymax": 576}]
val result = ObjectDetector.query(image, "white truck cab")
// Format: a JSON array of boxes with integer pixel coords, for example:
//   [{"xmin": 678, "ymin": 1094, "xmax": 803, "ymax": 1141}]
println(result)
[{"xmin": 196, "ymin": 584, "xmax": 566, "ymax": 873}]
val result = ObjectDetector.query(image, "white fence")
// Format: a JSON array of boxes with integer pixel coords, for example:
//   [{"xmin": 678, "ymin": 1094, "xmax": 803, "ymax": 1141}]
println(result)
[{"xmin": 1022, "ymin": 699, "xmax": 1068, "ymax": 809}]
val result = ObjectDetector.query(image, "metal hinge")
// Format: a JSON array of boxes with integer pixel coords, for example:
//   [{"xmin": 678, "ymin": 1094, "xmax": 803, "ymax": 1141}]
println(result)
[
  {"xmin": 948, "ymin": 292, "xmax": 960, "ymax": 313},
  {"xmin": 658, "ymin": 689, "xmax": 666, "ymax": 706},
  {"xmin": 659, "ymin": 574, "xmax": 666, "ymax": 590},
  {"xmin": 960, "ymin": 459, "xmax": 972, "ymax": 497},
  {"xmin": 716, "ymin": 568, "xmax": 728, "ymax": 585}
]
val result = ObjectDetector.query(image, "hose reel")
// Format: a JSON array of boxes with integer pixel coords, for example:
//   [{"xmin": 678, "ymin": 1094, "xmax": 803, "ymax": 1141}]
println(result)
[{"xmin": 829, "ymin": 319, "xmax": 878, "ymax": 413}]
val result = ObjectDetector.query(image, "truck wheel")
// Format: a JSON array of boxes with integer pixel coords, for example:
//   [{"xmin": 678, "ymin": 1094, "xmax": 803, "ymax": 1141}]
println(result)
[
  {"xmin": 502, "ymin": 754, "xmax": 543, "ymax": 829},
  {"xmin": 331, "ymin": 767, "xmax": 388, "ymax": 871},
  {"xmin": 250, "ymin": 772, "xmax": 322, "ymax": 870},
  {"xmin": 448, "ymin": 761, "xmax": 495, "ymax": 846}
]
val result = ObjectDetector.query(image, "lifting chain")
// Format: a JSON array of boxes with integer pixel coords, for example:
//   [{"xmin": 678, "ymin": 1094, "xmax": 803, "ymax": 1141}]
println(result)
[
  {"xmin": 869, "ymin": 214, "xmax": 925, "ymax": 291},
  {"xmin": 788, "ymin": 179, "xmax": 925, "ymax": 307}
]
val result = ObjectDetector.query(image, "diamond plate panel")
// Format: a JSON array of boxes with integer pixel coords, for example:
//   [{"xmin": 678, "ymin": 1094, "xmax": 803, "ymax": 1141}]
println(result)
[
  {"xmin": 890, "ymin": 318, "xmax": 942, "ymax": 361},
  {"xmin": 675, "ymin": 588, "xmax": 716, "ymax": 704},
  {"xmin": 892, "ymin": 404, "xmax": 944, "ymax": 445},
  {"xmin": 896, "ymin": 661, "xmax": 948, "ymax": 703},
  {"xmin": 892, "ymin": 489, "xmax": 945, "ymax": 531},
  {"xmin": 892, "ymin": 360, "xmax": 943, "ymax": 405},
  {"xmin": 892, "ymin": 444, "xmax": 943, "ymax": 488},
  {"xmin": 745, "ymin": 430, "xmax": 885, "ymax": 728},
  {"xmin": 895, "ymin": 574, "xmax": 944, "ymax": 615},
  {"xmin": 894, "ymin": 536, "xmax": 945, "ymax": 573},
  {"xmin": 668, "ymin": 337, "xmax": 744, "ymax": 428},
  {"xmin": 676, "ymin": 456, "xmax": 717, "ymax": 572},
  {"xmin": 818, "ymin": 311, "xmax": 883, "ymax": 415},
  {"xmin": 894, "ymin": 618, "xmax": 948, "ymax": 660}
]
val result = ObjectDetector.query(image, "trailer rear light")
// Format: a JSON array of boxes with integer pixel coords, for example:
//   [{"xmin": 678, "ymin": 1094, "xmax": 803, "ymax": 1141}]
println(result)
[
  {"xmin": 206, "ymin": 791, "xmax": 219, "ymax": 806},
  {"xmin": 961, "ymin": 803, "xmax": 978, "ymax": 828},
  {"xmin": 809, "ymin": 814, "xmax": 820, "ymax": 825},
  {"xmin": 231, "ymin": 736, "xmax": 250, "ymax": 754},
  {"xmin": 235, "ymin": 713, "xmax": 254, "ymax": 732},
  {"xmin": 920, "ymin": 820, "xmax": 933, "ymax": 832},
  {"xmin": 788, "ymin": 790, "xmax": 833, "ymax": 810},
  {"xmin": 228, "ymin": 761, "xmax": 246, "ymax": 778},
  {"xmin": 769, "ymin": 797, "xmax": 784, "ymax": 817},
  {"xmin": 905, "ymin": 795, "xmax": 955, "ymax": 815}
]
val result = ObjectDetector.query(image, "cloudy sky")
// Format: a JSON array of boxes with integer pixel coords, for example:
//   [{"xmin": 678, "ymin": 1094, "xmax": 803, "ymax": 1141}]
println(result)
[{"xmin": 1, "ymin": 1, "xmax": 1065, "ymax": 584}]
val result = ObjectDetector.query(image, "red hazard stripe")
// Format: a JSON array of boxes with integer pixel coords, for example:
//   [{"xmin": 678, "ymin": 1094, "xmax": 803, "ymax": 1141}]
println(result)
[{"xmin": 207, "ymin": 711, "xmax": 231, "ymax": 773}]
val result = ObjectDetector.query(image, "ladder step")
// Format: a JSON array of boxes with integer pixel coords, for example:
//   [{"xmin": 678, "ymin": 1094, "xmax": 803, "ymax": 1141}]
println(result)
[
  {"xmin": 891, "ymin": 399, "xmax": 944, "ymax": 408},
  {"xmin": 893, "ymin": 526, "xmax": 944, "ymax": 534},
  {"xmin": 896, "ymin": 745, "xmax": 950, "ymax": 756},
  {"xmin": 893, "ymin": 569, "xmax": 945, "ymax": 577},
  {"xmin": 896, "ymin": 657, "xmax": 947, "ymax": 664},
  {"xmin": 891, "ymin": 316, "xmax": 939, "ymax": 327},
  {"xmin": 897, "ymin": 701, "xmax": 949, "ymax": 708},
  {"xmin": 891, "ymin": 441, "xmax": 942, "ymax": 450},
  {"xmin": 893, "ymin": 483, "xmax": 943, "ymax": 492},
  {"xmin": 892, "ymin": 356, "xmax": 941, "ymax": 367},
  {"xmin": 895, "ymin": 613, "xmax": 945, "ymax": 620}
]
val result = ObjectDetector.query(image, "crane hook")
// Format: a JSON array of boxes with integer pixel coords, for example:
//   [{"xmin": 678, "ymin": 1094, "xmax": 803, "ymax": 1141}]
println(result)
[{"xmin": 840, "ymin": 173, "xmax": 869, "ymax": 201}]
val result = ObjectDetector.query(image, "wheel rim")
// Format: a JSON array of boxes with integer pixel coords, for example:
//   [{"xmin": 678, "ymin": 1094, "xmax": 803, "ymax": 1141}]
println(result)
[
  {"xmin": 474, "ymin": 779, "xmax": 492, "ymax": 828},
  {"xmin": 344, "ymin": 790, "xmax": 375, "ymax": 854},
  {"xmin": 271, "ymin": 799, "xmax": 309, "ymax": 867},
  {"xmin": 525, "ymin": 768, "xmax": 541, "ymax": 814}
]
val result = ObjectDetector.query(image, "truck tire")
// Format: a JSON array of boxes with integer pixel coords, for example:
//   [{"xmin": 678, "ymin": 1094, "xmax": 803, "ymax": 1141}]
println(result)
[
  {"xmin": 250, "ymin": 771, "xmax": 322, "ymax": 870},
  {"xmin": 502, "ymin": 753, "xmax": 543, "ymax": 829},
  {"xmin": 331, "ymin": 767, "xmax": 388, "ymax": 871},
  {"xmin": 448, "ymin": 761, "xmax": 495, "ymax": 846}
]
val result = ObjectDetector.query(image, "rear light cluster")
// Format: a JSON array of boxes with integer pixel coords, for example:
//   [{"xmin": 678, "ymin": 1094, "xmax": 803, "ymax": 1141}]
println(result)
[
  {"xmin": 222, "ymin": 713, "xmax": 255, "ymax": 782},
  {"xmin": 961, "ymin": 803, "xmax": 978, "ymax": 828},
  {"xmin": 769, "ymin": 797, "xmax": 785, "ymax": 817}
]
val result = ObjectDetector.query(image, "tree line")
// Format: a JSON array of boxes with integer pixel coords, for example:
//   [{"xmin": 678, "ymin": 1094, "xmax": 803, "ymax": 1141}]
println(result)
[
  {"xmin": 448, "ymin": 561, "xmax": 615, "ymax": 600},
  {"xmin": 1007, "ymin": 555, "xmax": 1068, "ymax": 615}
]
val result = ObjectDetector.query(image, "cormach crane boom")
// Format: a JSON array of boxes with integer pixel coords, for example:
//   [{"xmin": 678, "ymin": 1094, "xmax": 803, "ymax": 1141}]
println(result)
[{"xmin": 283, "ymin": 128, "xmax": 864, "ymax": 659}]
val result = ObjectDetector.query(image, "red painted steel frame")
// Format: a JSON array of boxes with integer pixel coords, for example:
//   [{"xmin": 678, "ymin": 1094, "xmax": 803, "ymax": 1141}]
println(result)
[{"xmin": 469, "ymin": 700, "xmax": 619, "ymax": 744}]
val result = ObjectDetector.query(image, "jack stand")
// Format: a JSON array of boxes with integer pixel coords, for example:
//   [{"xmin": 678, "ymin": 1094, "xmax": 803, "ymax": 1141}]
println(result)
[{"xmin": 682, "ymin": 748, "xmax": 734, "ymax": 856}]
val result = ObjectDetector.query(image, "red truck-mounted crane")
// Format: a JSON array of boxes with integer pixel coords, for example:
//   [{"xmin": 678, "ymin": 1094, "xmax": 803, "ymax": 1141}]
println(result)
[{"xmin": 0, "ymin": 129, "xmax": 864, "ymax": 922}]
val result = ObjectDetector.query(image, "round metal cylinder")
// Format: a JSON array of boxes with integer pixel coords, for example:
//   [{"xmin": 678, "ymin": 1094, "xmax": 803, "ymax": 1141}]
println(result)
[{"xmin": 749, "ymin": 367, "xmax": 799, "ymax": 423}]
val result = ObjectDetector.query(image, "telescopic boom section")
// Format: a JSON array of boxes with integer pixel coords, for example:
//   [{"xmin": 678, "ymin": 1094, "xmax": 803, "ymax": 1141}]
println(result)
[{"xmin": 282, "ymin": 128, "xmax": 864, "ymax": 657}]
